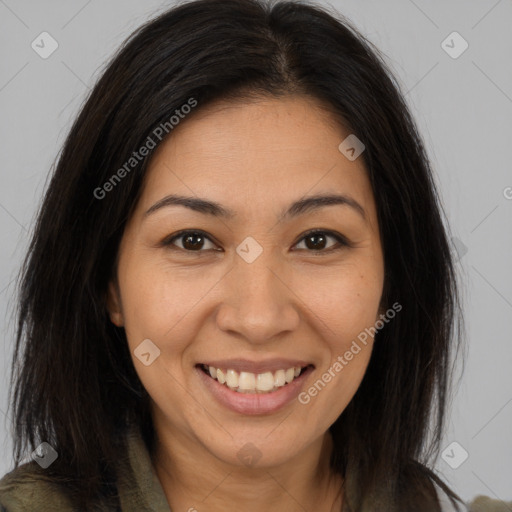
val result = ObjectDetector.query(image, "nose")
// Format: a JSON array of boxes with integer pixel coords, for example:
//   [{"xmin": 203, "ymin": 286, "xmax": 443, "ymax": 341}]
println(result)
[{"xmin": 215, "ymin": 255, "xmax": 300, "ymax": 344}]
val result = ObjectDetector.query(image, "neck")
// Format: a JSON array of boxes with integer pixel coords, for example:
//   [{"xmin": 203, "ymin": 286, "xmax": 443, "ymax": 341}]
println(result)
[{"xmin": 152, "ymin": 424, "xmax": 343, "ymax": 512}]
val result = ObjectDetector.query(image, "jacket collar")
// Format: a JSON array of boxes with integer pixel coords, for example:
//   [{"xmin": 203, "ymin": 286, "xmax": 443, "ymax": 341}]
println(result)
[{"xmin": 116, "ymin": 424, "xmax": 171, "ymax": 512}]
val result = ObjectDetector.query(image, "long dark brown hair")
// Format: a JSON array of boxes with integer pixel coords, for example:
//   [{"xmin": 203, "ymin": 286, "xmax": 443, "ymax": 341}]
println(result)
[{"xmin": 4, "ymin": 0, "xmax": 465, "ymax": 510}]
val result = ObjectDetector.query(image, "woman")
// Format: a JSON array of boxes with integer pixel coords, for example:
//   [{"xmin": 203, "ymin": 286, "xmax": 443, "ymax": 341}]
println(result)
[{"xmin": 0, "ymin": 0, "xmax": 482, "ymax": 510}]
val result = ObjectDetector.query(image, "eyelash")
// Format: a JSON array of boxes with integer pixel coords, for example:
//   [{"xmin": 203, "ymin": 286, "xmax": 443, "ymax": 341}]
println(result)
[{"xmin": 161, "ymin": 229, "xmax": 350, "ymax": 255}]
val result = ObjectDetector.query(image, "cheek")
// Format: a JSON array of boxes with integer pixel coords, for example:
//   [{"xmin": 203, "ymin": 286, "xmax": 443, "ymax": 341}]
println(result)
[
  {"xmin": 116, "ymin": 259, "xmax": 204, "ymax": 417},
  {"xmin": 118, "ymin": 258, "xmax": 209, "ymax": 348},
  {"xmin": 295, "ymin": 263, "xmax": 381, "ymax": 404},
  {"xmin": 301, "ymin": 327, "xmax": 375, "ymax": 424},
  {"xmin": 294, "ymin": 260, "xmax": 383, "ymax": 342}
]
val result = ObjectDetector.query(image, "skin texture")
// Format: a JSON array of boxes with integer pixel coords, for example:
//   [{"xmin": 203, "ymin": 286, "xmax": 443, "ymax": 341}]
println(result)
[{"xmin": 107, "ymin": 95, "xmax": 385, "ymax": 511}]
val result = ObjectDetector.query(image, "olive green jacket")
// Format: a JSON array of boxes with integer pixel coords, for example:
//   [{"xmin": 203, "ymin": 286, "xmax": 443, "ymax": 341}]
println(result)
[
  {"xmin": 0, "ymin": 426, "xmax": 508, "ymax": 511},
  {"xmin": 0, "ymin": 425, "xmax": 170, "ymax": 512}
]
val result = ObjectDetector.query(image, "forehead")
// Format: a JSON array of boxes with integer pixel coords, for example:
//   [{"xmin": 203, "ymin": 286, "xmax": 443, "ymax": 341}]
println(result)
[{"xmin": 138, "ymin": 95, "xmax": 377, "ymax": 227}]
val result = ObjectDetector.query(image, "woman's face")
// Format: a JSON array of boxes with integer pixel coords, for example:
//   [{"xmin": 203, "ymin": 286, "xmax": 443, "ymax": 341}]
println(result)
[{"xmin": 108, "ymin": 95, "xmax": 385, "ymax": 469}]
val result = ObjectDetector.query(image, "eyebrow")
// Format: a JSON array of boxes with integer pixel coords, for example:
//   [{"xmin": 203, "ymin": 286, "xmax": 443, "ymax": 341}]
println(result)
[{"xmin": 144, "ymin": 193, "xmax": 366, "ymax": 223}]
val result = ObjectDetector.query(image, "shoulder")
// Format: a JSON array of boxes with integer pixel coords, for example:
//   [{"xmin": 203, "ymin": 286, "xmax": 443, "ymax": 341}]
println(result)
[
  {"xmin": 467, "ymin": 495, "xmax": 512, "ymax": 512},
  {"xmin": 433, "ymin": 483, "xmax": 512, "ymax": 512},
  {"xmin": 0, "ymin": 462, "xmax": 76, "ymax": 512}
]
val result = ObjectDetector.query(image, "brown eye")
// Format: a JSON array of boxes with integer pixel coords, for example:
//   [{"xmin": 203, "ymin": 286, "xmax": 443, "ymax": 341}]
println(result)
[
  {"xmin": 163, "ymin": 230, "xmax": 217, "ymax": 252},
  {"xmin": 162, "ymin": 229, "xmax": 349, "ymax": 254},
  {"xmin": 293, "ymin": 230, "xmax": 348, "ymax": 253}
]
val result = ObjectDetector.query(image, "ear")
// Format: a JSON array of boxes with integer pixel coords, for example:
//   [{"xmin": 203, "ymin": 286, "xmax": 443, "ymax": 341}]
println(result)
[{"xmin": 106, "ymin": 279, "xmax": 124, "ymax": 327}]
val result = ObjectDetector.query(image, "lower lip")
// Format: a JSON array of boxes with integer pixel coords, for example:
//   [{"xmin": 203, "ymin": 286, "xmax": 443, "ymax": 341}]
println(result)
[{"xmin": 196, "ymin": 365, "xmax": 314, "ymax": 415}]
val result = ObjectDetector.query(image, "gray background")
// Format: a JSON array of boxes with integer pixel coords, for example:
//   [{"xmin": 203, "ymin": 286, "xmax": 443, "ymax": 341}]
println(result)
[{"xmin": 1, "ymin": 0, "xmax": 511, "ymax": 504}]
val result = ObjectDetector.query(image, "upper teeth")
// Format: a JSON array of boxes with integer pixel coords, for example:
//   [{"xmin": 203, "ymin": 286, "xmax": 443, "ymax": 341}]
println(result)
[{"xmin": 204, "ymin": 365, "xmax": 303, "ymax": 393}]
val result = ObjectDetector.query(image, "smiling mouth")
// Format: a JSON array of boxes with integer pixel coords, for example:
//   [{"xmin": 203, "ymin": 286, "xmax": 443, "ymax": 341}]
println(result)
[{"xmin": 198, "ymin": 363, "xmax": 312, "ymax": 394}]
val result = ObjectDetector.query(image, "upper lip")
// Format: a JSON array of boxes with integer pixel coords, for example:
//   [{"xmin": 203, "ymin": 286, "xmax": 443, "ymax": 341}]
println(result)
[{"xmin": 198, "ymin": 359, "xmax": 313, "ymax": 374}]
